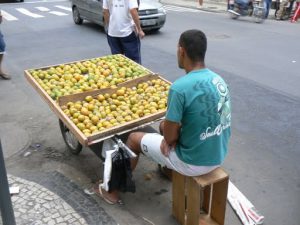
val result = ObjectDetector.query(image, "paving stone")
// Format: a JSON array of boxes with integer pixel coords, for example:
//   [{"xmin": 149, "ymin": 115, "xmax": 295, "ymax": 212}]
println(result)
[
  {"xmin": 47, "ymin": 219, "xmax": 56, "ymax": 225},
  {"xmin": 51, "ymin": 212, "xmax": 60, "ymax": 219},
  {"xmin": 44, "ymin": 196, "xmax": 54, "ymax": 201},
  {"xmin": 56, "ymin": 217, "xmax": 64, "ymax": 223},
  {"xmin": 43, "ymin": 217, "xmax": 51, "ymax": 223},
  {"xmin": 19, "ymin": 208, "xmax": 26, "ymax": 213},
  {"xmin": 63, "ymin": 214, "xmax": 72, "ymax": 221}
]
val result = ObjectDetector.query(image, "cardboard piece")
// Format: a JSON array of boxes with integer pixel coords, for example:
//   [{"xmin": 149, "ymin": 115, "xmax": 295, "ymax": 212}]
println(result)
[{"xmin": 227, "ymin": 181, "xmax": 264, "ymax": 225}]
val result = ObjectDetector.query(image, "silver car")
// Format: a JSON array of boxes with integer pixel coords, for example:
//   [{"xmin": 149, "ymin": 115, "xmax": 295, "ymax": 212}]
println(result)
[{"xmin": 71, "ymin": 0, "xmax": 166, "ymax": 32}]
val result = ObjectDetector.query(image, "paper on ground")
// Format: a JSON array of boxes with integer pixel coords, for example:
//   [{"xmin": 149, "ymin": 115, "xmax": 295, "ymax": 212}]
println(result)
[
  {"xmin": 9, "ymin": 186, "xmax": 19, "ymax": 194},
  {"xmin": 228, "ymin": 181, "xmax": 264, "ymax": 225}
]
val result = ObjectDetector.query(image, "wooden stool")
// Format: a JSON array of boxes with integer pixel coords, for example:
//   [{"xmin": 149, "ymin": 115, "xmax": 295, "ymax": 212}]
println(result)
[{"xmin": 172, "ymin": 167, "xmax": 229, "ymax": 225}]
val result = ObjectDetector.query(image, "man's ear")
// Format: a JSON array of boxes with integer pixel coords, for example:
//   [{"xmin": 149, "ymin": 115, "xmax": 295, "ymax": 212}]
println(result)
[{"xmin": 178, "ymin": 46, "xmax": 185, "ymax": 58}]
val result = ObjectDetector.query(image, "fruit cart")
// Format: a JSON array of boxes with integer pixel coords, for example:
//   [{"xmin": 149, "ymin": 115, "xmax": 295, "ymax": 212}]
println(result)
[{"xmin": 24, "ymin": 55, "xmax": 171, "ymax": 159}]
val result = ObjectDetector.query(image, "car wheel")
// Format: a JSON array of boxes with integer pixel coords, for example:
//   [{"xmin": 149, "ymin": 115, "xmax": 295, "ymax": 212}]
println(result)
[
  {"xmin": 72, "ymin": 6, "xmax": 83, "ymax": 25},
  {"xmin": 59, "ymin": 119, "xmax": 83, "ymax": 155}
]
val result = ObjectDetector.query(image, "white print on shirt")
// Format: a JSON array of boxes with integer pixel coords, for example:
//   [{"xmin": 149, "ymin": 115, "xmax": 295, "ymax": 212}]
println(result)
[
  {"xmin": 200, "ymin": 123, "xmax": 230, "ymax": 141},
  {"xmin": 199, "ymin": 76, "xmax": 231, "ymax": 141}
]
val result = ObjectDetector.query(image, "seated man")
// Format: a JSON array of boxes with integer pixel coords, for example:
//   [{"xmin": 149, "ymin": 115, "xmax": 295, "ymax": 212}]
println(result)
[{"xmin": 95, "ymin": 29, "xmax": 232, "ymax": 204}]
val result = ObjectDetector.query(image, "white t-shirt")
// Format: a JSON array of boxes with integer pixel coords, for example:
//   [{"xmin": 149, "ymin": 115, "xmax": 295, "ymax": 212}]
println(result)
[{"xmin": 103, "ymin": 0, "xmax": 138, "ymax": 37}]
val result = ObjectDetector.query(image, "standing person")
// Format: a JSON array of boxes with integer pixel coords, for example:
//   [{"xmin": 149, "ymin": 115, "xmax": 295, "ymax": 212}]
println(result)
[
  {"xmin": 94, "ymin": 29, "xmax": 231, "ymax": 205},
  {"xmin": 103, "ymin": 0, "xmax": 145, "ymax": 64},
  {"xmin": 0, "ymin": 10, "xmax": 10, "ymax": 80},
  {"xmin": 276, "ymin": 0, "xmax": 288, "ymax": 19},
  {"xmin": 264, "ymin": 0, "xmax": 272, "ymax": 18}
]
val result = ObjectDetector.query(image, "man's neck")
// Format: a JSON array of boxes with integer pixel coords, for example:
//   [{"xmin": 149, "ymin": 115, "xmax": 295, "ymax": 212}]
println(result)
[{"xmin": 185, "ymin": 62, "xmax": 206, "ymax": 74}]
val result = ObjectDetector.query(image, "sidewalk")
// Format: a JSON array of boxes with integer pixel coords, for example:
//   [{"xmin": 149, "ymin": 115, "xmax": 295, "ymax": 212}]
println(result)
[
  {"xmin": 1, "ymin": 172, "xmax": 116, "ymax": 225},
  {"xmin": 160, "ymin": 0, "xmax": 228, "ymax": 13},
  {"xmin": 160, "ymin": 0, "xmax": 277, "ymax": 18}
]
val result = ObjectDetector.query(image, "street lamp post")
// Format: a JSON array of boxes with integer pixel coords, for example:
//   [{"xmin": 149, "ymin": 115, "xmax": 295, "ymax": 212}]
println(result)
[{"xmin": 0, "ymin": 140, "xmax": 16, "ymax": 225}]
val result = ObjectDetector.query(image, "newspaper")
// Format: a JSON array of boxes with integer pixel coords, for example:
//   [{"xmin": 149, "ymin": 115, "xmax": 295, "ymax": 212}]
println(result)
[{"xmin": 227, "ymin": 181, "xmax": 264, "ymax": 225}]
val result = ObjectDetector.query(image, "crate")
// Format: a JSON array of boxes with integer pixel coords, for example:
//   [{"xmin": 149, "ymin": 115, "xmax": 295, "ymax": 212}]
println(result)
[{"xmin": 56, "ymin": 74, "xmax": 171, "ymax": 146}]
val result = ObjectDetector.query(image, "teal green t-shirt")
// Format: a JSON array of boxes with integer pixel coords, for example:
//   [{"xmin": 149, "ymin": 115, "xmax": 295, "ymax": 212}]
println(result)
[{"xmin": 165, "ymin": 69, "xmax": 231, "ymax": 166}]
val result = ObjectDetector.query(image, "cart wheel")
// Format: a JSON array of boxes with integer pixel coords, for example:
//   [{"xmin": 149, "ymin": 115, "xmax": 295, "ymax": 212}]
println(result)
[{"xmin": 59, "ymin": 120, "xmax": 82, "ymax": 155}]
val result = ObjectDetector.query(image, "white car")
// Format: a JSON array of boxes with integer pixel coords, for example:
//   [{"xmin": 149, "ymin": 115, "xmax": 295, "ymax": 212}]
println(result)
[{"xmin": 71, "ymin": 0, "xmax": 167, "ymax": 32}]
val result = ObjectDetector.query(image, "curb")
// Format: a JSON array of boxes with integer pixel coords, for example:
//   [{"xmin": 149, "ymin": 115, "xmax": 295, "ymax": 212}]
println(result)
[{"xmin": 160, "ymin": 0, "xmax": 228, "ymax": 13}]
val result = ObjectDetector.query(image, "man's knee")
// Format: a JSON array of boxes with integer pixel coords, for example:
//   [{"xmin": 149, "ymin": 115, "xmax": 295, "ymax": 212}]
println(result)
[{"xmin": 127, "ymin": 132, "xmax": 145, "ymax": 153}]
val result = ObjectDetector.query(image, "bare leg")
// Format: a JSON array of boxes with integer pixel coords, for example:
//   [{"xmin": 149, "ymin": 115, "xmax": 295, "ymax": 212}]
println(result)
[
  {"xmin": 159, "ymin": 120, "xmax": 165, "ymax": 135},
  {"xmin": 97, "ymin": 132, "xmax": 145, "ymax": 203},
  {"xmin": 158, "ymin": 120, "xmax": 173, "ymax": 180},
  {"xmin": 198, "ymin": 0, "xmax": 203, "ymax": 6},
  {"xmin": 0, "ymin": 54, "xmax": 10, "ymax": 80},
  {"xmin": 0, "ymin": 54, "xmax": 3, "ymax": 74},
  {"xmin": 126, "ymin": 132, "xmax": 146, "ymax": 170}
]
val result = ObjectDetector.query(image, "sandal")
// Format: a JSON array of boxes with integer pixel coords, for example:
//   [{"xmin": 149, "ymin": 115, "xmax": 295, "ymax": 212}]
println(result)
[
  {"xmin": 0, "ymin": 73, "xmax": 11, "ymax": 80},
  {"xmin": 93, "ymin": 182, "xmax": 123, "ymax": 205}
]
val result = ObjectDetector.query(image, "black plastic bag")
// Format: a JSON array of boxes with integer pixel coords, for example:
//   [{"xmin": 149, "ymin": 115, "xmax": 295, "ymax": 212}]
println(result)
[{"xmin": 108, "ymin": 148, "xmax": 136, "ymax": 193}]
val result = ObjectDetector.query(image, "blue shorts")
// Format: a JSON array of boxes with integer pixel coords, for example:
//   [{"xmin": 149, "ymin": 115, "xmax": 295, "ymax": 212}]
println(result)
[
  {"xmin": 107, "ymin": 32, "xmax": 141, "ymax": 64},
  {"xmin": 0, "ymin": 31, "xmax": 6, "ymax": 53}
]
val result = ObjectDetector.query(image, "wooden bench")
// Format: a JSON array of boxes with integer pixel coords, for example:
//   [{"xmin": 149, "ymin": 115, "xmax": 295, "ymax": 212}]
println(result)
[{"xmin": 172, "ymin": 168, "xmax": 229, "ymax": 225}]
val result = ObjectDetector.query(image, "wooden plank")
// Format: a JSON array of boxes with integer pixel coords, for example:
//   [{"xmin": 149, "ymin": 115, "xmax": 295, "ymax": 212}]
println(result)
[
  {"xmin": 199, "ymin": 214, "xmax": 219, "ymax": 225},
  {"xmin": 24, "ymin": 70, "xmax": 88, "ymax": 146},
  {"xmin": 172, "ymin": 171, "xmax": 186, "ymax": 225},
  {"xmin": 26, "ymin": 54, "xmax": 152, "ymax": 74},
  {"xmin": 186, "ymin": 176, "xmax": 201, "ymax": 225},
  {"xmin": 193, "ymin": 168, "xmax": 228, "ymax": 187},
  {"xmin": 203, "ymin": 185, "xmax": 211, "ymax": 214},
  {"xmin": 210, "ymin": 178, "xmax": 229, "ymax": 225},
  {"xmin": 58, "ymin": 74, "xmax": 164, "ymax": 105}
]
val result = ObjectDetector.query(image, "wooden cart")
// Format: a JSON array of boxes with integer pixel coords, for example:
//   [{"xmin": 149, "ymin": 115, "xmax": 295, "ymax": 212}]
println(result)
[{"xmin": 24, "ymin": 56, "xmax": 171, "ymax": 158}]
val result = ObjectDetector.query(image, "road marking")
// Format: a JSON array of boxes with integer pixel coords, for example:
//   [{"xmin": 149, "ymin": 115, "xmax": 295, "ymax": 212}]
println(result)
[
  {"xmin": 16, "ymin": 8, "xmax": 44, "ymax": 18},
  {"xmin": 25, "ymin": 0, "xmax": 68, "ymax": 3},
  {"xmin": 35, "ymin": 6, "xmax": 50, "ymax": 12},
  {"xmin": 55, "ymin": 5, "xmax": 72, "ymax": 12},
  {"xmin": 163, "ymin": 5, "xmax": 199, "ymax": 13},
  {"xmin": 48, "ymin": 11, "xmax": 68, "ymax": 16},
  {"xmin": 1, "ymin": 10, "xmax": 19, "ymax": 21}
]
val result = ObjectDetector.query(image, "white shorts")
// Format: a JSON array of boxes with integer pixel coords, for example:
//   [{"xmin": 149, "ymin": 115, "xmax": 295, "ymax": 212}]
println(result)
[{"xmin": 140, "ymin": 133, "xmax": 219, "ymax": 177}]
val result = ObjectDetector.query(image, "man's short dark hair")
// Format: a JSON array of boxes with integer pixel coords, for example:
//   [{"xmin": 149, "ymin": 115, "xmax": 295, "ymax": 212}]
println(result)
[{"xmin": 179, "ymin": 30, "xmax": 207, "ymax": 63}]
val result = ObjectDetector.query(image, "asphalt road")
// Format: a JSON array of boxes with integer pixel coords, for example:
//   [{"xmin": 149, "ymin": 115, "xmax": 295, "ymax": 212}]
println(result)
[{"xmin": 0, "ymin": 0, "xmax": 299, "ymax": 225}]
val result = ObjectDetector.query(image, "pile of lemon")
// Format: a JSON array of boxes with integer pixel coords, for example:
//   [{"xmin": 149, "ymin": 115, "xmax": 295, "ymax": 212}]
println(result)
[
  {"xmin": 61, "ymin": 79, "xmax": 170, "ymax": 136},
  {"xmin": 29, "ymin": 55, "xmax": 149, "ymax": 100}
]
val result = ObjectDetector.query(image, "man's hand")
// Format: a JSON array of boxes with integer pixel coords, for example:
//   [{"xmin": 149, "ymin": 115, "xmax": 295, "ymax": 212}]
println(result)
[
  {"xmin": 130, "ymin": 8, "xmax": 145, "ymax": 39},
  {"xmin": 160, "ymin": 139, "xmax": 172, "ymax": 157},
  {"xmin": 137, "ymin": 29, "xmax": 145, "ymax": 39}
]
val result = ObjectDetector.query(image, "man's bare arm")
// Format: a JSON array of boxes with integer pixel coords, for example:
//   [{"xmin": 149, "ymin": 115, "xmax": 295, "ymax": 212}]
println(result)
[
  {"xmin": 163, "ymin": 120, "xmax": 180, "ymax": 147},
  {"xmin": 160, "ymin": 120, "xmax": 180, "ymax": 156},
  {"xmin": 129, "ymin": 8, "xmax": 145, "ymax": 39},
  {"xmin": 103, "ymin": 9, "xmax": 110, "ymax": 31}
]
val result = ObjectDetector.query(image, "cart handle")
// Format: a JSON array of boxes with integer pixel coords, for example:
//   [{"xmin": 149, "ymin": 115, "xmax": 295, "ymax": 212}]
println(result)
[{"xmin": 111, "ymin": 136, "xmax": 137, "ymax": 158}]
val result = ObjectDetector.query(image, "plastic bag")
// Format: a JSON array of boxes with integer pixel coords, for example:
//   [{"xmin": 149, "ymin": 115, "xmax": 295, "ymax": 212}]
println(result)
[
  {"xmin": 100, "ymin": 149, "xmax": 117, "ymax": 192},
  {"xmin": 108, "ymin": 148, "xmax": 136, "ymax": 193}
]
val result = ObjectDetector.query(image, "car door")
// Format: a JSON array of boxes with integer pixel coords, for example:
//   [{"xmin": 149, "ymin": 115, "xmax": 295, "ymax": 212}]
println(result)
[
  {"xmin": 89, "ymin": 0, "xmax": 104, "ymax": 25},
  {"xmin": 74, "ymin": 0, "xmax": 92, "ymax": 20}
]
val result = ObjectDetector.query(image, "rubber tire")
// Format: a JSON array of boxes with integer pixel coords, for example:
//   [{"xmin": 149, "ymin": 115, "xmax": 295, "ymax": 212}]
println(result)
[
  {"xmin": 253, "ymin": 7, "xmax": 265, "ymax": 23},
  {"xmin": 72, "ymin": 6, "xmax": 83, "ymax": 25},
  {"xmin": 59, "ymin": 119, "xmax": 83, "ymax": 155}
]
